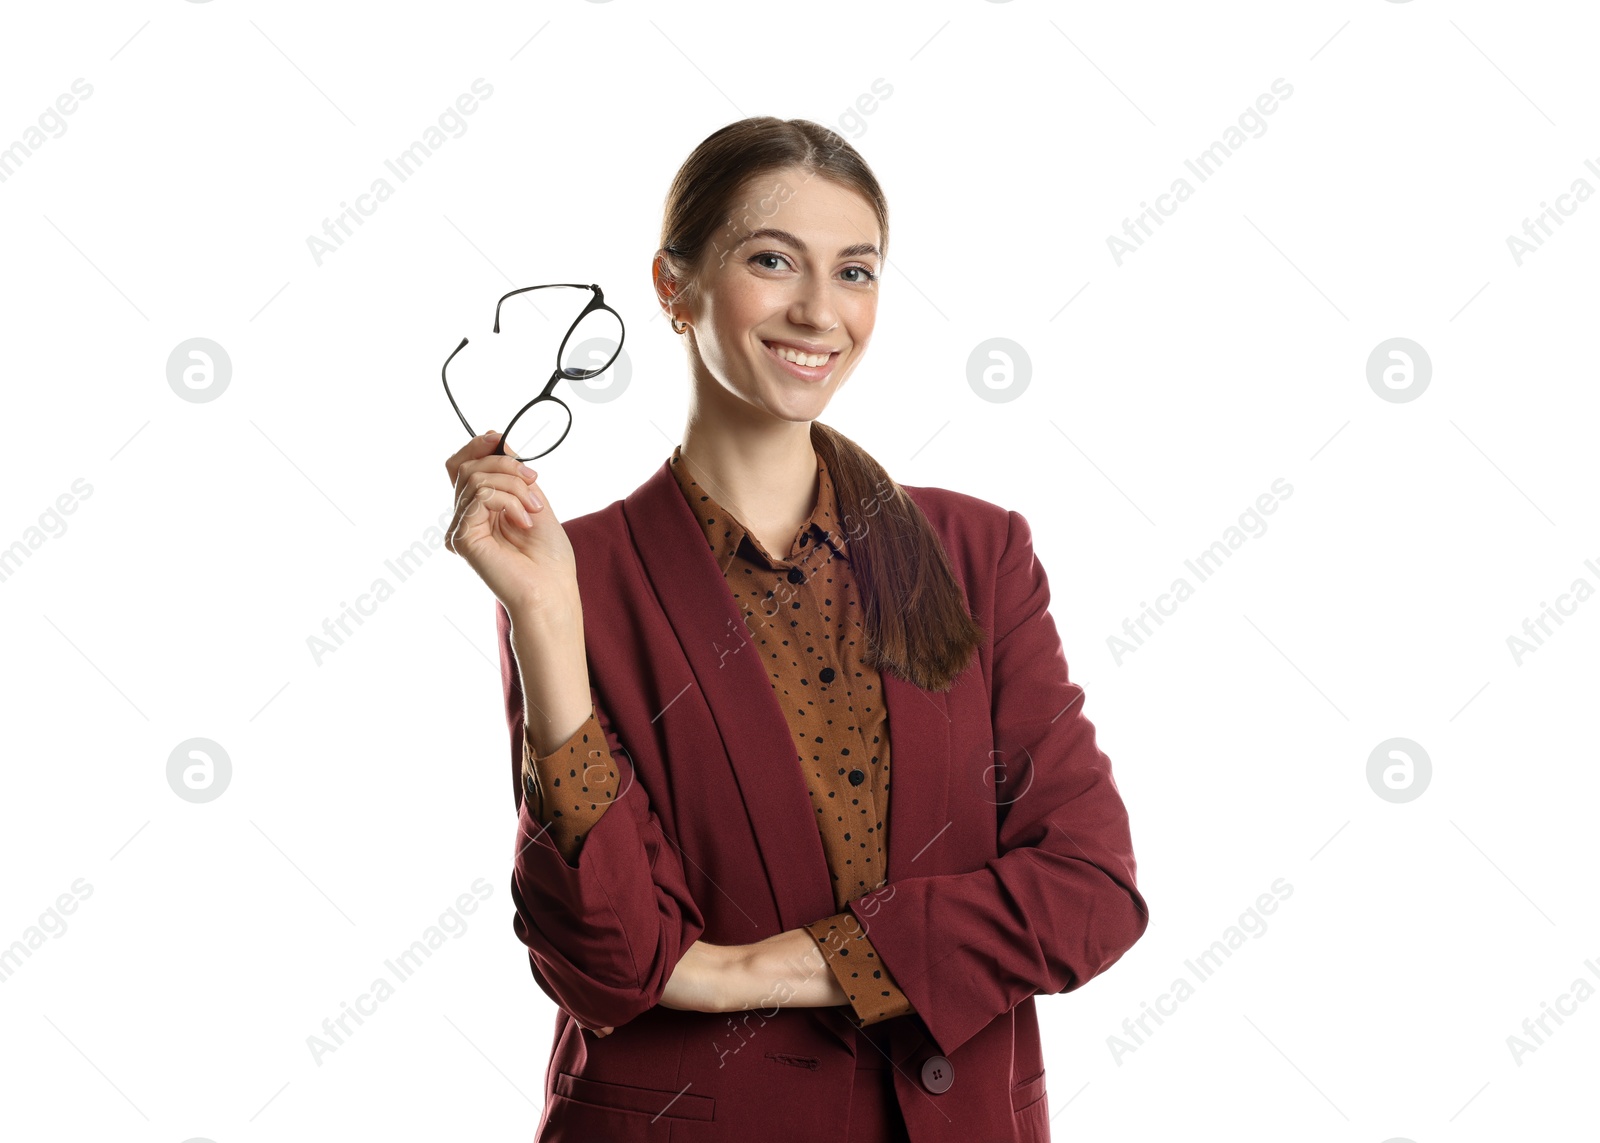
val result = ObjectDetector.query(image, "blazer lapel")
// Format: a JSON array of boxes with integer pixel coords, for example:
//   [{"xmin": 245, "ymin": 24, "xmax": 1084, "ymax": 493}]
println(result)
[
  {"xmin": 879, "ymin": 663, "xmax": 952, "ymax": 885},
  {"xmin": 623, "ymin": 459, "xmax": 838, "ymax": 933}
]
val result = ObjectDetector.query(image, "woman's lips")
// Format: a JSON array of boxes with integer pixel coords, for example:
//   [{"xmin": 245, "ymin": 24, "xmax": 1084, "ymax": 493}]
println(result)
[{"xmin": 762, "ymin": 340, "xmax": 838, "ymax": 382}]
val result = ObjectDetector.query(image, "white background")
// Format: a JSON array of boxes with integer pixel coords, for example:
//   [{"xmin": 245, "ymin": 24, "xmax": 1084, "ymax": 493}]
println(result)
[{"xmin": 1, "ymin": 1, "xmax": 1596, "ymax": 1139}]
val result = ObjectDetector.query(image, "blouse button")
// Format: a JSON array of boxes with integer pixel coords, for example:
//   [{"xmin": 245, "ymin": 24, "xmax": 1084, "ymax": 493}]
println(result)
[
  {"xmin": 848, "ymin": 768, "xmax": 866, "ymax": 786},
  {"xmin": 819, "ymin": 667, "xmax": 836, "ymax": 683},
  {"xmin": 786, "ymin": 566, "xmax": 805, "ymax": 584}
]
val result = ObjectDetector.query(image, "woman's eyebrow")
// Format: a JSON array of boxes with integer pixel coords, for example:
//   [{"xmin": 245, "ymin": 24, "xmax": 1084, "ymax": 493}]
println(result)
[{"xmin": 734, "ymin": 227, "xmax": 880, "ymax": 260}]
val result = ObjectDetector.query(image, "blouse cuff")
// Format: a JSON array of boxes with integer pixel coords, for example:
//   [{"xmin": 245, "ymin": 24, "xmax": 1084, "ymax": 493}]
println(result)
[
  {"xmin": 803, "ymin": 910, "xmax": 915, "ymax": 1025},
  {"xmin": 521, "ymin": 703, "xmax": 620, "ymax": 864}
]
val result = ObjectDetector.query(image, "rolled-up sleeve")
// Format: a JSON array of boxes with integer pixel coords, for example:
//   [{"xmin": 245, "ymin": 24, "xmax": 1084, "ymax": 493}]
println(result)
[
  {"xmin": 500, "ymin": 601, "xmax": 706, "ymax": 1033},
  {"xmin": 837, "ymin": 509, "xmax": 1150, "ymax": 1058}
]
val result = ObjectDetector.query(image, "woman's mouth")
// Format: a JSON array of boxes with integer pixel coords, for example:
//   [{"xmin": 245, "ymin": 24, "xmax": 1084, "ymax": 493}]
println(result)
[{"xmin": 762, "ymin": 340, "xmax": 839, "ymax": 382}]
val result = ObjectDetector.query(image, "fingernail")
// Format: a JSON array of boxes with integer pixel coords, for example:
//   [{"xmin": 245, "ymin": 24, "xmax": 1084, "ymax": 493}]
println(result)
[{"xmin": 519, "ymin": 464, "xmax": 537, "ymax": 480}]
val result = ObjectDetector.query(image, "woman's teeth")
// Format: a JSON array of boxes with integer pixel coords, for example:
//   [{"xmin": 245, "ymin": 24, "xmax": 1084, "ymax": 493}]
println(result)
[{"xmin": 769, "ymin": 344, "xmax": 831, "ymax": 368}]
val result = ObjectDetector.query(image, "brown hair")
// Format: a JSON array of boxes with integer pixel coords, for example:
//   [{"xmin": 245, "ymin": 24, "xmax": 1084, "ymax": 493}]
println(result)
[{"xmin": 655, "ymin": 117, "xmax": 986, "ymax": 692}]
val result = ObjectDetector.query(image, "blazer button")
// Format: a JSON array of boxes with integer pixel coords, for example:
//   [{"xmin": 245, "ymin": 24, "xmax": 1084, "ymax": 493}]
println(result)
[
  {"xmin": 786, "ymin": 566, "xmax": 806, "ymax": 584},
  {"xmin": 920, "ymin": 1055, "xmax": 954, "ymax": 1094},
  {"xmin": 848, "ymin": 768, "xmax": 866, "ymax": 786}
]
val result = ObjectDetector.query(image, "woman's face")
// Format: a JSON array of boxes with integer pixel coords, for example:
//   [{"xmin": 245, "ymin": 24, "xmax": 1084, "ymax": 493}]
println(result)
[{"xmin": 666, "ymin": 168, "xmax": 882, "ymax": 423}]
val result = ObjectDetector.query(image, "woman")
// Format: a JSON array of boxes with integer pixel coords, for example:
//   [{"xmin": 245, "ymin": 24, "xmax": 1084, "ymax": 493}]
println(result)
[{"xmin": 444, "ymin": 117, "xmax": 1149, "ymax": 1142}]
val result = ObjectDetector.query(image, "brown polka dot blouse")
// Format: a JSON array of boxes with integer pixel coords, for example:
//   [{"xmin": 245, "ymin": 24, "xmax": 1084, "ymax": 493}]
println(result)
[{"xmin": 517, "ymin": 443, "xmax": 914, "ymax": 1027}]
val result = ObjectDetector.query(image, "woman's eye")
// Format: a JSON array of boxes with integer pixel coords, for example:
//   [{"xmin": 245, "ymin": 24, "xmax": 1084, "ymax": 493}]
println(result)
[{"xmin": 750, "ymin": 253, "xmax": 876, "ymax": 283}]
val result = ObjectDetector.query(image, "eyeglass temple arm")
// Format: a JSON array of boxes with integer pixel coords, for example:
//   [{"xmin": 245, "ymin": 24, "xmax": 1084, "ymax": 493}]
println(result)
[
  {"xmin": 440, "ymin": 337, "xmax": 476, "ymax": 438},
  {"xmin": 493, "ymin": 283, "xmax": 602, "ymax": 333}
]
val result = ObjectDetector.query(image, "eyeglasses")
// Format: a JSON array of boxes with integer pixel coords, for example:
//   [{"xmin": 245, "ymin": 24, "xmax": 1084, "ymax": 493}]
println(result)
[{"xmin": 441, "ymin": 283, "xmax": 626, "ymax": 461}]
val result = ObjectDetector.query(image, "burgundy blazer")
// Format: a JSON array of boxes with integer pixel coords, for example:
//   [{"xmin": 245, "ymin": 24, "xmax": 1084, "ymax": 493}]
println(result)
[{"xmin": 497, "ymin": 456, "xmax": 1149, "ymax": 1142}]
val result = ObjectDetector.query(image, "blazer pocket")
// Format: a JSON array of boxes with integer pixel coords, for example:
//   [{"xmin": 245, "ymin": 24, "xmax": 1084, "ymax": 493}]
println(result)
[
  {"xmin": 553, "ymin": 1071, "xmax": 716, "ymax": 1122},
  {"xmin": 1011, "ymin": 1068, "xmax": 1047, "ymax": 1113}
]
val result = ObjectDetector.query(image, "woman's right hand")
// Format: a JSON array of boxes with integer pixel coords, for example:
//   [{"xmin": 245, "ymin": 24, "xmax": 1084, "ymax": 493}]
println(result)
[{"xmin": 444, "ymin": 431, "xmax": 578, "ymax": 619}]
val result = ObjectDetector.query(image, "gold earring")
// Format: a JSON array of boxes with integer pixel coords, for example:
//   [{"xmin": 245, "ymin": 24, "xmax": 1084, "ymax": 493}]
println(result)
[{"xmin": 670, "ymin": 314, "xmax": 688, "ymax": 335}]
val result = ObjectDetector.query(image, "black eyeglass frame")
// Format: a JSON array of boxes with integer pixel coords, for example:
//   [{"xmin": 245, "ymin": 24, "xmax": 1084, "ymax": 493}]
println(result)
[{"xmin": 441, "ymin": 282, "xmax": 626, "ymax": 461}]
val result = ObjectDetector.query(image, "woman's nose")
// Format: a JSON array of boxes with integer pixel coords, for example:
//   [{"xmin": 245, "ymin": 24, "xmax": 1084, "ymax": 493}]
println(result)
[{"xmin": 788, "ymin": 282, "xmax": 840, "ymax": 333}]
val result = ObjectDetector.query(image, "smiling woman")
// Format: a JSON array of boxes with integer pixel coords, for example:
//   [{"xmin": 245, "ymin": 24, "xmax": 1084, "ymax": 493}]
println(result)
[
  {"xmin": 649, "ymin": 122, "xmax": 984, "ymax": 689},
  {"xmin": 443, "ymin": 116, "xmax": 1149, "ymax": 1143}
]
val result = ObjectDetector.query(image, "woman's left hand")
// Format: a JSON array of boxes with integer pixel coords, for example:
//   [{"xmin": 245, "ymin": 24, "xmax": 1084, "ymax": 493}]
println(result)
[{"xmin": 659, "ymin": 940, "xmax": 738, "ymax": 1014}]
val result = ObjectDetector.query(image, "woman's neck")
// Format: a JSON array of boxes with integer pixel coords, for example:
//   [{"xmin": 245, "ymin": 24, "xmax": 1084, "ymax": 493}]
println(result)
[{"xmin": 678, "ymin": 419, "xmax": 819, "ymax": 557}]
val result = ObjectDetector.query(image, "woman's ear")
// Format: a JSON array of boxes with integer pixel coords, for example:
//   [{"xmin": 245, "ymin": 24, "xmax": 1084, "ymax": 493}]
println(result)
[
  {"xmin": 653, "ymin": 251, "xmax": 695, "ymax": 334},
  {"xmin": 651, "ymin": 251, "xmax": 680, "ymax": 317}
]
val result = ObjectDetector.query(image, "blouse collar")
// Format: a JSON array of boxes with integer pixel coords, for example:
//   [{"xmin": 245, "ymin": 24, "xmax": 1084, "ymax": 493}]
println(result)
[{"xmin": 668, "ymin": 443, "xmax": 851, "ymax": 574}]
